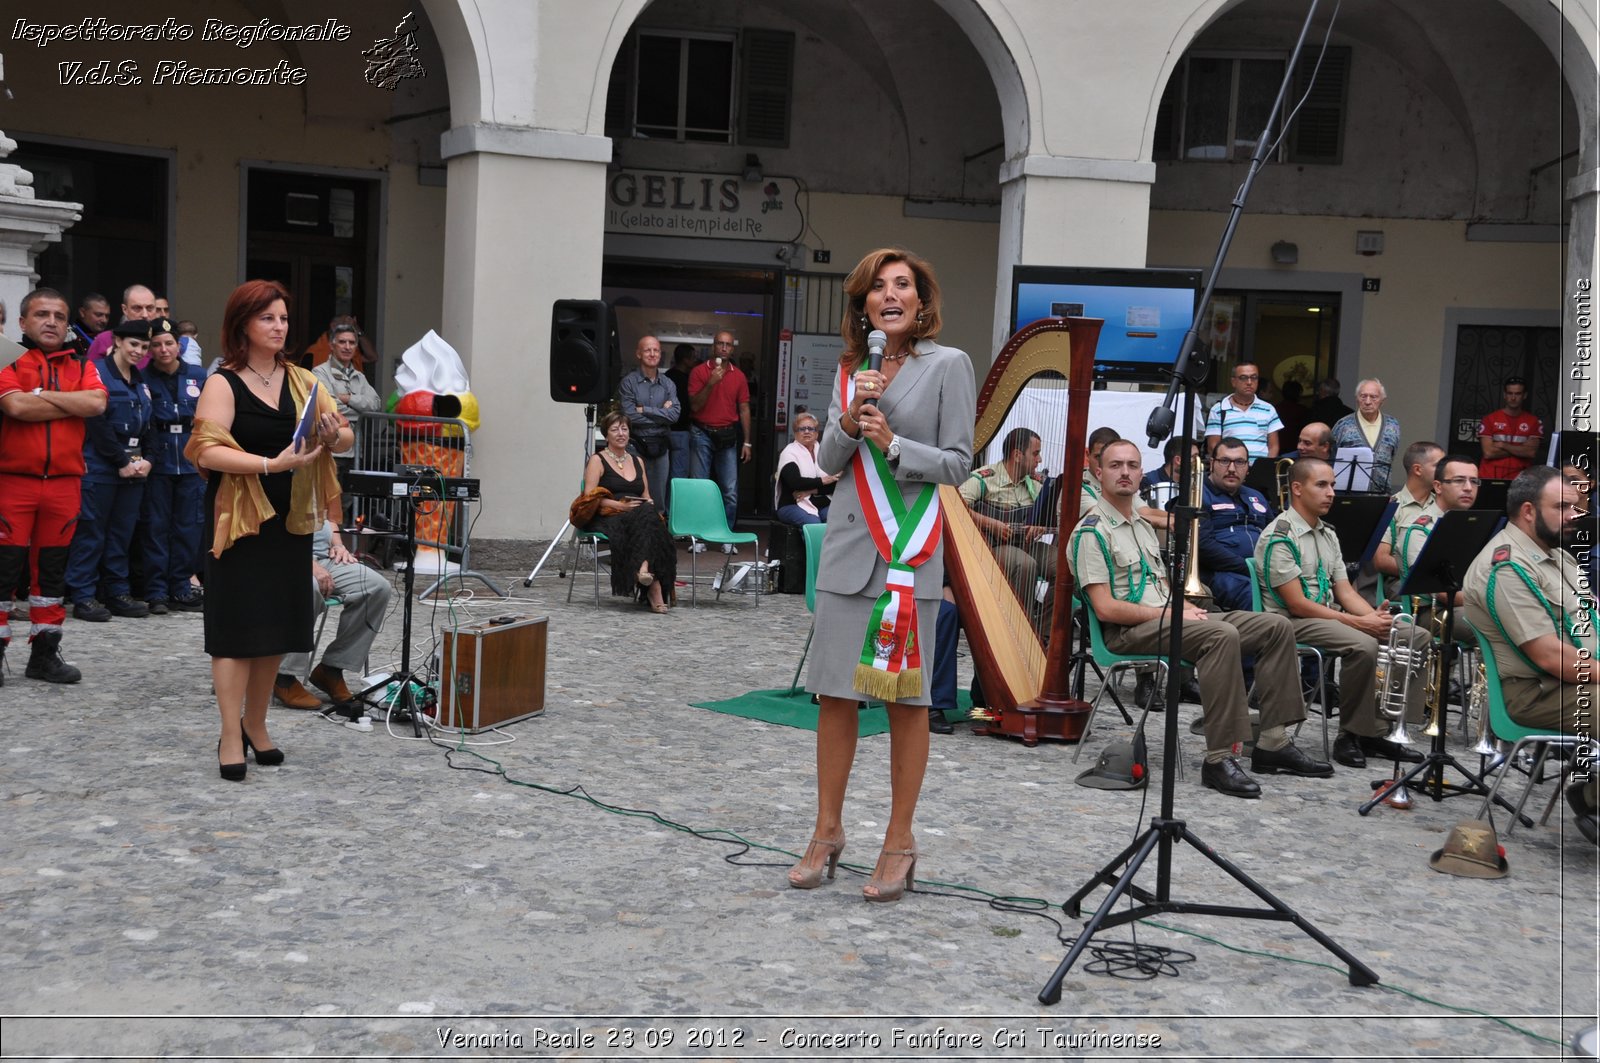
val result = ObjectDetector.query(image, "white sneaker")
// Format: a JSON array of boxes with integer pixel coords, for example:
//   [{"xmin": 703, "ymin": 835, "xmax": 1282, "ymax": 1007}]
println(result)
[
  {"xmin": 344, "ymin": 716, "xmax": 372, "ymax": 732},
  {"xmin": 722, "ymin": 543, "xmax": 736, "ymax": 554},
  {"xmin": 690, "ymin": 543, "xmax": 706, "ymax": 554}
]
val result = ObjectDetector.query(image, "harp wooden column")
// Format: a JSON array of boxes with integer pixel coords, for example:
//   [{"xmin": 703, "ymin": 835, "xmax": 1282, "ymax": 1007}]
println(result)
[{"xmin": 944, "ymin": 317, "xmax": 1102, "ymax": 746}]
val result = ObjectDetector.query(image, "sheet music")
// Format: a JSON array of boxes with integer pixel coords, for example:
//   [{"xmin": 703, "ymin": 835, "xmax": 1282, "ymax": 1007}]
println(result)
[{"xmin": 1331, "ymin": 446, "xmax": 1374, "ymax": 492}]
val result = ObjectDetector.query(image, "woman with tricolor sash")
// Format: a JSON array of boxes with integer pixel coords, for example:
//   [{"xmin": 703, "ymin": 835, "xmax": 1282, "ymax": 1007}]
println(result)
[{"xmin": 787, "ymin": 249, "xmax": 975, "ymax": 903}]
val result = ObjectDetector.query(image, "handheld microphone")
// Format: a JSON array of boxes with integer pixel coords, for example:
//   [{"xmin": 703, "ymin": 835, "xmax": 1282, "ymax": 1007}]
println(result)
[{"xmin": 862, "ymin": 329, "xmax": 887, "ymax": 407}]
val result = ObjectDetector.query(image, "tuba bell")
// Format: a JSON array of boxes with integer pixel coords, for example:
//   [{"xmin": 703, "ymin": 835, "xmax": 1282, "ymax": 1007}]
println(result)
[{"xmin": 1373, "ymin": 611, "xmax": 1430, "ymax": 746}]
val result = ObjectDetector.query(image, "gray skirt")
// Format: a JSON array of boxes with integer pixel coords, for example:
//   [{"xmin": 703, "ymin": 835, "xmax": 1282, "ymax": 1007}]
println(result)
[{"xmin": 805, "ymin": 588, "xmax": 940, "ymax": 706}]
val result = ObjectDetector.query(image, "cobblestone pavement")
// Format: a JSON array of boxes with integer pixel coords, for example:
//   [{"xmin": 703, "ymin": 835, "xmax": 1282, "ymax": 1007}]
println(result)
[{"xmin": 1, "ymin": 539, "xmax": 1595, "ymax": 1059}]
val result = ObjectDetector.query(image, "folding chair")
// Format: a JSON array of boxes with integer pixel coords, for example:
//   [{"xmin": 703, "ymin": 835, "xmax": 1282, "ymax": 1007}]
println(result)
[
  {"xmin": 667, "ymin": 478, "xmax": 759, "ymax": 605},
  {"xmin": 1466, "ymin": 621, "xmax": 1585, "ymax": 835},
  {"xmin": 1247, "ymin": 558, "xmax": 1332, "ymax": 759},
  {"xmin": 1074, "ymin": 598, "xmax": 1188, "ymax": 777},
  {"xmin": 787, "ymin": 523, "xmax": 828, "ymax": 693}
]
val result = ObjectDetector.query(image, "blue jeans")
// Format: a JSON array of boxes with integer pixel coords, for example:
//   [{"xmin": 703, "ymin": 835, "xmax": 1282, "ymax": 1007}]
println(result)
[
  {"xmin": 931, "ymin": 598, "xmax": 959, "ymax": 713},
  {"xmin": 689, "ymin": 425, "xmax": 739, "ymax": 528},
  {"xmin": 667, "ymin": 429, "xmax": 692, "ymax": 511},
  {"xmin": 629, "ymin": 442, "xmax": 670, "ymax": 513},
  {"xmin": 775, "ymin": 503, "xmax": 826, "ymax": 526},
  {"xmin": 66, "ymin": 478, "xmax": 146, "ymax": 601}
]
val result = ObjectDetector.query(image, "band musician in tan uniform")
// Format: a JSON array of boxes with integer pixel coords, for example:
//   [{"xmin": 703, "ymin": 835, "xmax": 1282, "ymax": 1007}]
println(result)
[
  {"xmin": 1068, "ymin": 440, "xmax": 1332, "ymax": 798},
  {"xmin": 1373, "ymin": 440, "xmax": 1443, "ymax": 587},
  {"xmin": 1255, "ymin": 458, "xmax": 1432, "ymax": 770},
  {"xmin": 1463, "ymin": 465, "xmax": 1598, "ymax": 843},
  {"xmin": 958, "ymin": 426, "xmax": 1054, "ymax": 606}
]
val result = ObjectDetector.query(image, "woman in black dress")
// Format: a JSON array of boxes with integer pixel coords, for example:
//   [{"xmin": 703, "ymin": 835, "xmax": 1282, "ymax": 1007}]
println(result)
[
  {"xmin": 190, "ymin": 280, "xmax": 350, "ymax": 780},
  {"xmin": 582, "ymin": 411, "xmax": 675, "ymax": 613}
]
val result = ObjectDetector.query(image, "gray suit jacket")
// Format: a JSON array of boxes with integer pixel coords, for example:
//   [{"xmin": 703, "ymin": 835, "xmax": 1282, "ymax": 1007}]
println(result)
[{"xmin": 813, "ymin": 339, "xmax": 976, "ymax": 599}]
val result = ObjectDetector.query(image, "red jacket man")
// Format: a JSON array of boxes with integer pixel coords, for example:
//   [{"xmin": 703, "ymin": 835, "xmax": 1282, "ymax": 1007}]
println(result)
[{"xmin": 0, "ymin": 288, "xmax": 108, "ymax": 683}]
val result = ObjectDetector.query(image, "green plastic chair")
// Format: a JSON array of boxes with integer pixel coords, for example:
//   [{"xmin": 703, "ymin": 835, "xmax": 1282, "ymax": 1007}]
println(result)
[
  {"xmin": 787, "ymin": 523, "xmax": 828, "ymax": 693},
  {"xmin": 1246, "ymin": 558, "xmax": 1332, "ymax": 759},
  {"xmin": 667, "ymin": 478, "xmax": 760, "ymax": 606},
  {"xmin": 1074, "ymin": 594, "xmax": 1189, "ymax": 776},
  {"xmin": 1464, "ymin": 620, "xmax": 1582, "ymax": 833}
]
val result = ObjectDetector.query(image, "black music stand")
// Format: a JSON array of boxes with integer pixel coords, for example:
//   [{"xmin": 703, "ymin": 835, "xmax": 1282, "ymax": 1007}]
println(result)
[
  {"xmin": 343, "ymin": 483, "xmax": 430, "ymax": 737},
  {"xmin": 1356, "ymin": 509, "xmax": 1525, "ymax": 819},
  {"xmin": 1328, "ymin": 495, "xmax": 1398, "ymax": 571},
  {"xmin": 1039, "ymin": 0, "xmax": 1377, "ymax": 1003},
  {"xmin": 1474, "ymin": 479, "xmax": 1512, "ymax": 517}
]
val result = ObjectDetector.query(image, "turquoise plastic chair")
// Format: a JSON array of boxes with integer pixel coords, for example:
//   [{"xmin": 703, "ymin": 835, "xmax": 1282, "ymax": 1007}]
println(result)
[
  {"xmin": 667, "ymin": 478, "xmax": 760, "ymax": 606},
  {"xmin": 565, "ymin": 528, "xmax": 608, "ymax": 603},
  {"xmin": 1246, "ymin": 558, "xmax": 1332, "ymax": 759},
  {"xmin": 1465, "ymin": 620, "xmax": 1582, "ymax": 834},
  {"xmin": 787, "ymin": 523, "xmax": 828, "ymax": 693},
  {"xmin": 1074, "ymin": 595, "xmax": 1189, "ymax": 776}
]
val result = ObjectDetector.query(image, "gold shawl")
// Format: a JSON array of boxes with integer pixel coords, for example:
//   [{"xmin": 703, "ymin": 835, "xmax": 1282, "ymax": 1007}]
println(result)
[{"xmin": 185, "ymin": 365, "xmax": 345, "ymax": 557}]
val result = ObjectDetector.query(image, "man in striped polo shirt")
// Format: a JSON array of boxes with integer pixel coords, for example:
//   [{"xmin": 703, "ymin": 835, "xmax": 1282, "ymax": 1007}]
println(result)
[{"xmin": 1204, "ymin": 362, "xmax": 1283, "ymax": 461}]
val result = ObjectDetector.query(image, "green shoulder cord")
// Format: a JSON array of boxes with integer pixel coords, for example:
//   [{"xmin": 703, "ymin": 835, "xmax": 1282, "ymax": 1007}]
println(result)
[
  {"xmin": 1398, "ymin": 522, "xmax": 1430, "ymax": 582},
  {"xmin": 1071, "ymin": 525, "xmax": 1149, "ymax": 604},
  {"xmin": 1485, "ymin": 559, "xmax": 1596, "ymax": 673},
  {"xmin": 1262, "ymin": 533, "xmax": 1330, "ymax": 611}
]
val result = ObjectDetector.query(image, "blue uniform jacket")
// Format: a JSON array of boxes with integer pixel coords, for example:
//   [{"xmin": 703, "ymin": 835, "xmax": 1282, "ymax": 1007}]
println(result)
[
  {"xmin": 82, "ymin": 362, "xmax": 152, "ymax": 483},
  {"xmin": 143, "ymin": 362, "xmax": 206, "ymax": 475},
  {"xmin": 1198, "ymin": 480, "xmax": 1275, "ymax": 577}
]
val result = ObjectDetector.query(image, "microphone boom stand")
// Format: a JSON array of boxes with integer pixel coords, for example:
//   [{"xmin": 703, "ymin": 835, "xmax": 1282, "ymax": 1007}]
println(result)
[{"xmin": 1040, "ymin": 0, "xmax": 1377, "ymax": 1002}]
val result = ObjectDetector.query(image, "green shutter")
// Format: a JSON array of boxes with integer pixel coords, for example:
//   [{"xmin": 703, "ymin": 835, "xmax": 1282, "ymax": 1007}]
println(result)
[
  {"xmin": 738, "ymin": 29, "xmax": 793, "ymax": 148},
  {"xmin": 1287, "ymin": 46, "xmax": 1349, "ymax": 165}
]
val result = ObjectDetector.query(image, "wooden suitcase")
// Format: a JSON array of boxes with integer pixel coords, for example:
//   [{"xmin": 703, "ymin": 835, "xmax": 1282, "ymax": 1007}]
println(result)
[{"xmin": 437, "ymin": 615, "xmax": 547, "ymax": 733}]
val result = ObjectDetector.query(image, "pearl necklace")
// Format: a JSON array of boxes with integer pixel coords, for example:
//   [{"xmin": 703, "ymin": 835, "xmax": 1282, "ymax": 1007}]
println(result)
[{"xmin": 883, "ymin": 348, "xmax": 911, "ymax": 364}]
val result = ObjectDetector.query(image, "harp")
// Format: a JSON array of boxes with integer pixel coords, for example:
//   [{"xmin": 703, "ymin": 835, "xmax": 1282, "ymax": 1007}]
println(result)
[{"xmin": 942, "ymin": 317, "xmax": 1103, "ymax": 745}]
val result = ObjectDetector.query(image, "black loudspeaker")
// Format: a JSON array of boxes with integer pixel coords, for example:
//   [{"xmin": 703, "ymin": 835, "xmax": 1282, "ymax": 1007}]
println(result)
[{"xmin": 549, "ymin": 299, "xmax": 616, "ymax": 404}]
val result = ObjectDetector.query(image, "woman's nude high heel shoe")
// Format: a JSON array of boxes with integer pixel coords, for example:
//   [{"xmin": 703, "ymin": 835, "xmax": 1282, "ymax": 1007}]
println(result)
[
  {"xmin": 787, "ymin": 834, "xmax": 846, "ymax": 889},
  {"xmin": 863, "ymin": 846, "xmax": 917, "ymax": 903}
]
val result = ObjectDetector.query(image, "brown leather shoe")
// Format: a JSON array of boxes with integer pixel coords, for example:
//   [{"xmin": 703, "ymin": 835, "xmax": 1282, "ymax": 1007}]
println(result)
[
  {"xmin": 308, "ymin": 663, "xmax": 354, "ymax": 704},
  {"xmin": 273, "ymin": 677, "xmax": 323, "ymax": 710}
]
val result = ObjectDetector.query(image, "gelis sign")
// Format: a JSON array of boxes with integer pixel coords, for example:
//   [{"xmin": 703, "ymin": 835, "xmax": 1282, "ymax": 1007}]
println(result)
[{"xmin": 605, "ymin": 168, "xmax": 802, "ymax": 243}]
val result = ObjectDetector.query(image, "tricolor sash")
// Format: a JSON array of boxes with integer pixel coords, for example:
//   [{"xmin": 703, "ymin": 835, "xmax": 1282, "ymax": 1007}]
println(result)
[{"xmin": 840, "ymin": 367, "xmax": 942, "ymax": 701}]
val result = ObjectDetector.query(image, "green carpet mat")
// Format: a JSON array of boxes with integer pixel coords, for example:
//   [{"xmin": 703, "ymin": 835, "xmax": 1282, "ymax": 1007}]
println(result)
[{"xmin": 690, "ymin": 688, "xmax": 973, "ymax": 735}]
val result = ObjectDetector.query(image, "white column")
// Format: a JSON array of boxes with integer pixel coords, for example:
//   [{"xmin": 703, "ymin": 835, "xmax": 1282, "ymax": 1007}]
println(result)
[
  {"xmin": 991, "ymin": 154, "xmax": 1155, "ymax": 355},
  {"xmin": 0, "ymin": 132, "xmax": 82, "ymax": 340},
  {"xmin": 439, "ymin": 125, "xmax": 612, "ymax": 541}
]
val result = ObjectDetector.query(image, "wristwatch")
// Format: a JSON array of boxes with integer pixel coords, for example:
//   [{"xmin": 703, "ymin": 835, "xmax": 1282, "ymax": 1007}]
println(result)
[{"xmin": 886, "ymin": 435, "xmax": 902, "ymax": 467}]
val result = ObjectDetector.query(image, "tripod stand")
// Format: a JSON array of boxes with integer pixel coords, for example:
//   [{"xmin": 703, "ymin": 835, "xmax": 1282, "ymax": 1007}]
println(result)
[
  {"xmin": 1040, "ymin": 0, "xmax": 1377, "ymax": 1002},
  {"xmin": 347, "ymin": 489, "xmax": 429, "ymax": 737},
  {"xmin": 523, "ymin": 403, "xmax": 600, "ymax": 586},
  {"xmin": 1356, "ymin": 509, "xmax": 1529, "ymax": 822}
]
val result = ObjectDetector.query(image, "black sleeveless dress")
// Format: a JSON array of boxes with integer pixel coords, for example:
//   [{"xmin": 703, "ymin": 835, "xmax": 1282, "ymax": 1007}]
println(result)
[
  {"xmin": 202, "ymin": 370, "xmax": 314, "ymax": 657},
  {"xmin": 586, "ymin": 453, "xmax": 677, "ymax": 601}
]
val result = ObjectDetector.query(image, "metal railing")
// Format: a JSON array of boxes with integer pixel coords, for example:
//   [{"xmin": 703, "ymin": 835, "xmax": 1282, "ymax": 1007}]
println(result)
[{"xmin": 348, "ymin": 411, "xmax": 502, "ymax": 599}]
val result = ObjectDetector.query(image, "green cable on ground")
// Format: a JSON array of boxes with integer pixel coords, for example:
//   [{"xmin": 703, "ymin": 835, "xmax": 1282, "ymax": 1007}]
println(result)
[{"xmin": 431, "ymin": 737, "xmax": 1569, "ymax": 1050}]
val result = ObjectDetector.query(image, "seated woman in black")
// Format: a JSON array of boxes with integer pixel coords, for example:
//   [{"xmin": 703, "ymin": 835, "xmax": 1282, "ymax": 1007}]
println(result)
[{"xmin": 583, "ymin": 410, "xmax": 676, "ymax": 613}]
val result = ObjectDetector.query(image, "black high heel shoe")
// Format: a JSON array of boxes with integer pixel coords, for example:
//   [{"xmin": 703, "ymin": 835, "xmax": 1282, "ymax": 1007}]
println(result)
[
  {"xmin": 240, "ymin": 722, "xmax": 285, "ymax": 766},
  {"xmin": 218, "ymin": 740, "xmax": 247, "ymax": 782}
]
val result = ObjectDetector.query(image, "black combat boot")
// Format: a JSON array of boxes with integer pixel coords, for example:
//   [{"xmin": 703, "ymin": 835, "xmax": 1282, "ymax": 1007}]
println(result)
[{"xmin": 25, "ymin": 631, "xmax": 82, "ymax": 684}]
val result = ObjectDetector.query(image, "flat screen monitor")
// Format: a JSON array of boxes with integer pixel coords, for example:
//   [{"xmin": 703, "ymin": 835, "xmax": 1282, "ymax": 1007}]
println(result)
[{"xmin": 1010, "ymin": 265, "xmax": 1203, "ymax": 380}]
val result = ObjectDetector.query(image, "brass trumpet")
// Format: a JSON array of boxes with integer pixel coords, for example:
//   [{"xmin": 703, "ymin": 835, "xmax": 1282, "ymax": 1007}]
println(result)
[
  {"xmin": 1373, "ymin": 611, "xmax": 1430, "ymax": 746},
  {"xmin": 1273, "ymin": 456, "xmax": 1296, "ymax": 512},
  {"xmin": 1182, "ymin": 457, "xmax": 1212, "ymax": 607},
  {"xmin": 1421, "ymin": 605, "xmax": 1450, "ymax": 738},
  {"xmin": 1467, "ymin": 655, "xmax": 1502, "ymax": 762}
]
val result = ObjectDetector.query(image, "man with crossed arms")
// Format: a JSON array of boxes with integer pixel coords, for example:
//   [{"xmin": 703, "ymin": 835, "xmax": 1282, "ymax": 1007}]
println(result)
[
  {"xmin": 1069, "ymin": 439, "xmax": 1332, "ymax": 798},
  {"xmin": 1255, "ymin": 458, "xmax": 1431, "ymax": 770}
]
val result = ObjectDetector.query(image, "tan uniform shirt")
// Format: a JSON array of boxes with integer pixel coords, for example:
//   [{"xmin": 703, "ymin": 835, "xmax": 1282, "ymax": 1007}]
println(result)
[
  {"xmin": 1463, "ymin": 524, "xmax": 1598, "ymax": 682},
  {"xmin": 958, "ymin": 461, "xmax": 1038, "ymax": 511},
  {"xmin": 1078, "ymin": 472, "xmax": 1100, "ymax": 522},
  {"xmin": 1385, "ymin": 487, "xmax": 1432, "ymax": 557},
  {"xmin": 1399, "ymin": 500, "xmax": 1446, "ymax": 575},
  {"xmin": 1067, "ymin": 496, "xmax": 1171, "ymax": 609},
  {"xmin": 1255, "ymin": 505, "xmax": 1348, "ymax": 615}
]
